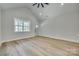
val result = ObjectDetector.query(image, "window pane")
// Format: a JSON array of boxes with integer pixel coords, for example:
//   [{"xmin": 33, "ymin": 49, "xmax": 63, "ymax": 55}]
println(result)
[
  {"xmin": 18, "ymin": 26, "xmax": 22, "ymax": 32},
  {"xmin": 19, "ymin": 20, "xmax": 23, "ymax": 26},
  {"xmin": 15, "ymin": 26, "xmax": 18, "ymax": 32},
  {"xmin": 24, "ymin": 22, "xmax": 29, "ymax": 26},
  {"xmin": 24, "ymin": 26, "xmax": 29, "ymax": 31},
  {"xmin": 15, "ymin": 27, "xmax": 18, "ymax": 32},
  {"xmin": 15, "ymin": 26, "xmax": 18, "ymax": 29},
  {"xmin": 14, "ymin": 18, "xmax": 30, "ymax": 32}
]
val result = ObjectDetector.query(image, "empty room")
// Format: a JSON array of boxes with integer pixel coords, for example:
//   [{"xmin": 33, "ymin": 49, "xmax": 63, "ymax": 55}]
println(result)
[{"xmin": 0, "ymin": 3, "xmax": 79, "ymax": 56}]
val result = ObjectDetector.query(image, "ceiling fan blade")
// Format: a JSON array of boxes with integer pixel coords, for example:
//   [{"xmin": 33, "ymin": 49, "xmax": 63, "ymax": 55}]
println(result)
[
  {"xmin": 41, "ymin": 3, "xmax": 44, "ymax": 7},
  {"xmin": 37, "ymin": 4, "xmax": 40, "ymax": 8},
  {"xmin": 44, "ymin": 3, "xmax": 49, "ymax": 5},
  {"xmin": 32, "ymin": 3, "xmax": 37, "ymax": 6}
]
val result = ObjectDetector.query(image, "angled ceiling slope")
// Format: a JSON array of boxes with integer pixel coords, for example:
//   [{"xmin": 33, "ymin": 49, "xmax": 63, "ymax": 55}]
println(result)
[{"xmin": 0, "ymin": 3, "xmax": 79, "ymax": 24}]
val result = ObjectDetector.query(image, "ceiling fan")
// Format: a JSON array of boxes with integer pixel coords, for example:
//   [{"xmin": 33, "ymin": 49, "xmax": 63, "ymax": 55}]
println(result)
[{"xmin": 32, "ymin": 3, "xmax": 49, "ymax": 8}]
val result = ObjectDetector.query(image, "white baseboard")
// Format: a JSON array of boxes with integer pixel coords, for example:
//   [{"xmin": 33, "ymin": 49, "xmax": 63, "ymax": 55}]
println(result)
[
  {"xmin": 0, "ymin": 35, "xmax": 79, "ymax": 46},
  {"xmin": 0, "ymin": 35, "xmax": 35, "ymax": 46},
  {"xmin": 39, "ymin": 35, "xmax": 79, "ymax": 43}
]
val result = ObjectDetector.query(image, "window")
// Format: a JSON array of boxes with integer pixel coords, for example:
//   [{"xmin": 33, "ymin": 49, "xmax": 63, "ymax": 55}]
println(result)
[{"xmin": 14, "ymin": 18, "xmax": 30, "ymax": 32}]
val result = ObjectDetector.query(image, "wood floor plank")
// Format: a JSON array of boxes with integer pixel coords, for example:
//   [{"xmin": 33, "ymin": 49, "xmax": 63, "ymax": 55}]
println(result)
[{"xmin": 0, "ymin": 36, "xmax": 79, "ymax": 56}]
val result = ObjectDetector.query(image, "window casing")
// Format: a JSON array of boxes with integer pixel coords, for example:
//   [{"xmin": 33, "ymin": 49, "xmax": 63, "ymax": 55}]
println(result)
[{"xmin": 14, "ymin": 18, "xmax": 30, "ymax": 32}]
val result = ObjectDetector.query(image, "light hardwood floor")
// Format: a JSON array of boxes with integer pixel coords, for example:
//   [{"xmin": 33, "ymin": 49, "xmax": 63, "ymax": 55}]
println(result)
[{"xmin": 0, "ymin": 36, "xmax": 79, "ymax": 56}]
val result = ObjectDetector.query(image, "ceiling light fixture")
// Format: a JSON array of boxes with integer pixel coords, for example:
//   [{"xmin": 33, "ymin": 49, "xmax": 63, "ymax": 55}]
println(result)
[
  {"xmin": 32, "ymin": 3, "xmax": 49, "ymax": 8},
  {"xmin": 61, "ymin": 3, "xmax": 64, "ymax": 5}
]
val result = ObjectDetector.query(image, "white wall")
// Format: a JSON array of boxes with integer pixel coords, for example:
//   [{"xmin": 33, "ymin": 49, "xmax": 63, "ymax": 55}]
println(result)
[
  {"xmin": 39, "ymin": 6, "xmax": 79, "ymax": 43},
  {"xmin": 1, "ymin": 8, "xmax": 38, "ymax": 42},
  {"xmin": 1, "ymin": 3, "xmax": 79, "ymax": 43},
  {"xmin": 0, "ymin": 9, "xmax": 1, "ymax": 41}
]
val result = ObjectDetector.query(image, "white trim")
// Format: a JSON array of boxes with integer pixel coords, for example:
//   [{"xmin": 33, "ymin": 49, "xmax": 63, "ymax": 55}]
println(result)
[
  {"xmin": 0, "ymin": 35, "xmax": 35, "ymax": 46},
  {"xmin": 0, "ymin": 35, "xmax": 79, "ymax": 46},
  {"xmin": 39, "ymin": 35, "xmax": 79, "ymax": 43}
]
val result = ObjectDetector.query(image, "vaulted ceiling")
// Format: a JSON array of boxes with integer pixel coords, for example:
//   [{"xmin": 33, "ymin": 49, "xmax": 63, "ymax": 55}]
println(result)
[{"xmin": 0, "ymin": 3, "xmax": 79, "ymax": 24}]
